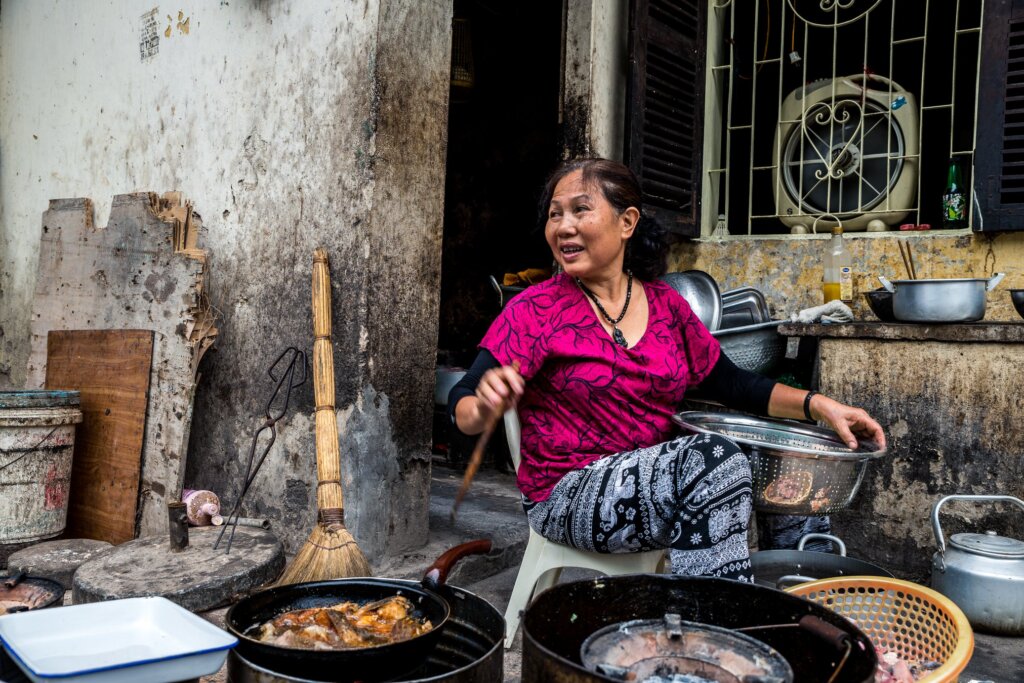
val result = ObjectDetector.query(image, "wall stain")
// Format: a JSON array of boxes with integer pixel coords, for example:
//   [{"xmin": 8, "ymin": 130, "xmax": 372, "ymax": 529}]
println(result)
[{"xmin": 238, "ymin": 131, "xmax": 269, "ymax": 191}]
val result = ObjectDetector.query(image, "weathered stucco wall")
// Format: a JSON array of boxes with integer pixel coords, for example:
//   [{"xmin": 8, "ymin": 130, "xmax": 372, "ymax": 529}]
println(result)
[
  {"xmin": 812, "ymin": 336, "xmax": 1024, "ymax": 581},
  {"xmin": 669, "ymin": 232, "xmax": 1024, "ymax": 321},
  {"xmin": 0, "ymin": 1, "xmax": 452, "ymax": 560}
]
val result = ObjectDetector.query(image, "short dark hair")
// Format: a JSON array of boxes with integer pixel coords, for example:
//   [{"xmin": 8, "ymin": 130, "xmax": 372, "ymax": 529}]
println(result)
[{"xmin": 538, "ymin": 158, "xmax": 668, "ymax": 281}]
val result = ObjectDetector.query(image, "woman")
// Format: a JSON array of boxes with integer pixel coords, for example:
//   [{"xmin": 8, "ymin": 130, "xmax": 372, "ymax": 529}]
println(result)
[{"xmin": 450, "ymin": 158, "xmax": 885, "ymax": 582}]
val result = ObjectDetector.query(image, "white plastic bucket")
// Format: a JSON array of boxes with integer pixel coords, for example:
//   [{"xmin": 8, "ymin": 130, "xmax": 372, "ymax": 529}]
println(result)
[{"xmin": 0, "ymin": 391, "xmax": 82, "ymax": 544}]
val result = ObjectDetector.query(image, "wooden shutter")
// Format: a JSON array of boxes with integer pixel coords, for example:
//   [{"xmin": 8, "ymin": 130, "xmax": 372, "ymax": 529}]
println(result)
[
  {"xmin": 626, "ymin": 0, "xmax": 707, "ymax": 238},
  {"xmin": 976, "ymin": 0, "xmax": 1024, "ymax": 231}
]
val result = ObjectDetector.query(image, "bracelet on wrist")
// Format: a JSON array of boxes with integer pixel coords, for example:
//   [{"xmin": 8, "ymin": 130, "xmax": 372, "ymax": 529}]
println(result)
[{"xmin": 803, "ymin": 391, "xmax": 818, "ymax": 421}]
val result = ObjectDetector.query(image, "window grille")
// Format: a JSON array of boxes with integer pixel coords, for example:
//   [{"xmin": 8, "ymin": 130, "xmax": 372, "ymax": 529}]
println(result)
[{"xmin": 702, "ymin": 0, "xmax": 984, "ymax": 236}]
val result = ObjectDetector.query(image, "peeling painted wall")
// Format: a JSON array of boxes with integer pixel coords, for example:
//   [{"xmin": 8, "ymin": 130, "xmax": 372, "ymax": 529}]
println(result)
[{"xmin": 0, "ymin": 1, "xmax": 453, "ymax": 561}]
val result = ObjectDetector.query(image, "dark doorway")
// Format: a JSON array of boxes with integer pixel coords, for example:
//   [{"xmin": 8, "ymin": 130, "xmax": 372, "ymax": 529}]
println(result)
[{"xmin": 433, "ymin": 0, "xmax": 563, "ymax": 463}]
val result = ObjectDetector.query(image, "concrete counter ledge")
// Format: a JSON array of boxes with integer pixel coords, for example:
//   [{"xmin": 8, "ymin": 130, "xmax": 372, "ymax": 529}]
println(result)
[{"xmin": 779, "ymin": 321, "xmax": 1024, "ymax": 343}]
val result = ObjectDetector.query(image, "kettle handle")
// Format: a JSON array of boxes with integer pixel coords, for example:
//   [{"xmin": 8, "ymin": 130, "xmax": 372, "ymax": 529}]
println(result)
[{"xmin": 932, "ymin": 494, "xmax": 1024, "ymax": 555}]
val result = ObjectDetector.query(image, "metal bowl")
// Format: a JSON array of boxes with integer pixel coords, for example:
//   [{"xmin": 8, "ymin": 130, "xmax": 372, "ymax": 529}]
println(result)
[
  {"xmin": 660, "ymin": 271, "xmax": 723, "ymax": 331},
  {"xmin": 1011, "ymin": 289, "xmax": 1024, "ymax": 320},
  {"xmin": 672, "ymin": 412, "xmax": 885, "ymax": 515},
  {"xmin": 863, "ymin": 288, "xmax": 896, "ymax": 322}
]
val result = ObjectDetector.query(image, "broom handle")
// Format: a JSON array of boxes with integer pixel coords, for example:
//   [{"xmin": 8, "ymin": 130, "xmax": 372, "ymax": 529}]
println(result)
[{"xmin": 312, "ymin": 248, "xmax": 344, "ymax": 517}]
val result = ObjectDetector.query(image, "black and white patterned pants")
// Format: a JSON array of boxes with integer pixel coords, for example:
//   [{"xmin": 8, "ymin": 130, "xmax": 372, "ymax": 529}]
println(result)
[{"xmin": 523, "ymin": 432, "xmax": 754, "ymax": 582}]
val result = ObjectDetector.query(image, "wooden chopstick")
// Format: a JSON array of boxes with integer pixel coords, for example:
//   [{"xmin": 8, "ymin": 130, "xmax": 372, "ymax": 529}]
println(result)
[
  {"xmin": 897, "ymin": 241, "xmax": 911, "ymax": 280},
  {"xmin": 898, "ymin": 241, "xmax": 916, "ymax": 280},
  {"xmin": 450, "ymin": 360, "xmax": 521, "ymax": 521},
  {"xmin": 450, "ymin": 412, "xmax": 499, "ymax": 521},
  {"xmin": 905, "ymin": 240, "xmax": 921, "ymax": 280}
]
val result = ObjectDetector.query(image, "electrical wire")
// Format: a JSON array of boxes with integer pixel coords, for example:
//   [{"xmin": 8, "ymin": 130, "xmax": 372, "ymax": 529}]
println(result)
[
  {"xmin": 791, "ymin": 8, "xmax": 797, "ymax": 51},
  {"xmin": 739, "ymin": 0, "xmax": 771, "ymax": 80}
]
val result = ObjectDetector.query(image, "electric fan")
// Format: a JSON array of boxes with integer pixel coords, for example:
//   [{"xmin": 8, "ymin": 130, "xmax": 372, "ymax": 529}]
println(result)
[{"xmin": 773, "ymin": 74, "xmax": 919, "ymax": 232}]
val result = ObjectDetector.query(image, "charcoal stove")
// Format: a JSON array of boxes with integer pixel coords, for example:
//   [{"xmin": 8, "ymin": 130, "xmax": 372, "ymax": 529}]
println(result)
[
  {"xmin": 579, "ymin": 613, "xmax": 793, "ymax": 683},
  {"xmin": 226, "ymin": 580, "xmax": 503, "ymax": 683},
  {"xmin": 522, "ymin": 575, "xmax": 878, "ymax": 683}
]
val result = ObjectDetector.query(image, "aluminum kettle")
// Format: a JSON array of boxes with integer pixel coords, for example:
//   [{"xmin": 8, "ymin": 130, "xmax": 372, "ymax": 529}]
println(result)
[{"xmin": 931, "ymin": 494, "xmax": 1024, "ymax": 635}]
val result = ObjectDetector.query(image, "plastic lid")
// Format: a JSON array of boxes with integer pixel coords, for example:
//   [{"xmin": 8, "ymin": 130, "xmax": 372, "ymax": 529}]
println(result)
[
  {"xmin": 831, "ymin": 226, "xmax": 843, "ymax": 235},
  {"xmin": 949, "ymin": 531, "xmax": 1024, "ymax": 559},
  {"xmin": 0, "ymin": 390, "xmax": 80, "ymax": 409}
]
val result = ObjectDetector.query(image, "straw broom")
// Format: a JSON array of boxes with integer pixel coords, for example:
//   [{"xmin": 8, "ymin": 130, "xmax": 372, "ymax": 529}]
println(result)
[{"xmin": 277, "ymin": 247, "xmax": 371, "ymax": 584}]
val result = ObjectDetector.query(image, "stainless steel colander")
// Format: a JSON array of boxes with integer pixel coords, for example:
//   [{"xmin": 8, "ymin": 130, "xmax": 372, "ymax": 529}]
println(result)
[{"xmin": 672, "ymin": 412, "xmax": 886, "ymax": 515}]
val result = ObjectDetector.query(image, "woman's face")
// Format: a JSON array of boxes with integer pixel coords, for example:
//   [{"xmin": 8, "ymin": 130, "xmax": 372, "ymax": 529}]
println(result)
[{"xmin": 545, "ymin": 170, "xmax": 638, "ymax": 282}]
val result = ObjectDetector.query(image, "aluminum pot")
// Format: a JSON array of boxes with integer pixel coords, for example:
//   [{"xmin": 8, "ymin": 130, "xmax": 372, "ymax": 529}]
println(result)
[
  {"xmin": 930, "ymin": 494, "xmax": 1024, "ymax": 635},
  {"xmin": 878, "ymin": 273, "xmax": 1005, "ymax": 322}
]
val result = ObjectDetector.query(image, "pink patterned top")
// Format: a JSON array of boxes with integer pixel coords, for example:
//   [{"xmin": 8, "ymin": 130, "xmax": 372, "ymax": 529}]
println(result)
[{"xmin": 480, "ymin": 273, "xmax": 721, "ymax": 501}]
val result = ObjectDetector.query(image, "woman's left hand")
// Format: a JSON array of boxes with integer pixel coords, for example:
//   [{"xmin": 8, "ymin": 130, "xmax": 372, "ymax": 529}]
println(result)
[{"xmin": 810, "ymin": 394, "xmax": 887, "ymax": 450}]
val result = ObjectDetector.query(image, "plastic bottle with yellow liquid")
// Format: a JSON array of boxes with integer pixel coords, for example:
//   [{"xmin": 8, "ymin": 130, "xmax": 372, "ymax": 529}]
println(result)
[{"xmin": 823, "ymin": 226, "xmax": 853, "ymax": 303}]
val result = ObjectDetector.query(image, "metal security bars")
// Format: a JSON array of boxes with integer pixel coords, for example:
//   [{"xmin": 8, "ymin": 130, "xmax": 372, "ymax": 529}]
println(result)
[{"xmin": 701, "ymin": 0, "xmax": 984, "ymax": 236}]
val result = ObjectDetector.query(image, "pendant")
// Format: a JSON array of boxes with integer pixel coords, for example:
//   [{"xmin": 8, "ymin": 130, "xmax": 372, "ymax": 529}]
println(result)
[{"xmin": 612, "ymin": 327, "xmax": 628, "ymax": 348}]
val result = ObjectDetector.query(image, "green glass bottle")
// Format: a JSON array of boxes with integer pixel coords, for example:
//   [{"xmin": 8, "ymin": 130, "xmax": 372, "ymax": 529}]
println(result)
[{"xmin": 942, "ymin": 158, "xmax": 967, "ymax": 229}]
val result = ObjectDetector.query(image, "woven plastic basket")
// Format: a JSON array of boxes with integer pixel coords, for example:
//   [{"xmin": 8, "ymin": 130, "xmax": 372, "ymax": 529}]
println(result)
[{"xmin": 787, "ymin": 577, "xmax": 974, "ymax": 683}]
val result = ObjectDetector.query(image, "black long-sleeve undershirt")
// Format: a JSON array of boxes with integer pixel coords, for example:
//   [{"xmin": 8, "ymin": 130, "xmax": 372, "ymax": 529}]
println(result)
[{"xmin": 447, "ymin": 349, "xmax": 776, "ymax": 434}]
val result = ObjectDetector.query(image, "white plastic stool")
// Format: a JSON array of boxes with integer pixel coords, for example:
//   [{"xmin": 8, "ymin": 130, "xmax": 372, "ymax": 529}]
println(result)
[{"xmin": 501, "ymin": 410, "xmax": 666, "ymax": 648}]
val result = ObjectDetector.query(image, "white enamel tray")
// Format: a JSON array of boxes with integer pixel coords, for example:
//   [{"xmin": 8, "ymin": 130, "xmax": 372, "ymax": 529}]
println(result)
[{"xmin": 0, "ymin": 596, "xmax": 236, "ymax": 683}]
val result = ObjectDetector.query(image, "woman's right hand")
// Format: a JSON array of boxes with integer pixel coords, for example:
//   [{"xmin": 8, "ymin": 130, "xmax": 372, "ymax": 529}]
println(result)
[{"xmin": 473, "ymin": 364, "xmax": 525, "ymax": 424}]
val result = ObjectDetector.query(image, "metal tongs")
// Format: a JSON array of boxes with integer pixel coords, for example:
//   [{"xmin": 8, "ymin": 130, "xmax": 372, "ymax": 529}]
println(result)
[{"xmin": 215, "ymin": 347, "xmax": 307, "ymax": 552}]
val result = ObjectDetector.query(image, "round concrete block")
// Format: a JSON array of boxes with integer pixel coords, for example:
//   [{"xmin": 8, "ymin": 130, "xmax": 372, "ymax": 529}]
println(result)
[
  {"xmin": 73, "ymin": 526, "xmax": 285, "ymax": 612},
  {"xmin": 7, "ymin": 539, "xmax": 113, "ymax": 590},
  {"xmin": 0, "ymin": 540, "xmax": 35, "ymax": 571}
]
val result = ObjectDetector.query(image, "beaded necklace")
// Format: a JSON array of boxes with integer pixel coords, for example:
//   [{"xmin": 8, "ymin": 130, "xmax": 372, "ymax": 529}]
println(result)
[{"xmin": 576, "ymin": 271, "xmax": 633, "ymax": 348}]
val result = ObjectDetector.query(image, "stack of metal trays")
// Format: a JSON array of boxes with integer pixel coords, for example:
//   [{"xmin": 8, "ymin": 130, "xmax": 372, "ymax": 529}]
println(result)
[{"xmin": 720, "ymin": 287, "xmax": 771, "ymax": 328}]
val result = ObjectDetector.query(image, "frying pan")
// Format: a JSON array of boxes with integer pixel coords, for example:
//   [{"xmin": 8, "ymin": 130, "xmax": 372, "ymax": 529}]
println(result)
[
  {"xmin": 0, "ymin": 570, "xmax": 63, "ymax": 615},
  {"xmin": 225, "ymin": 540, "xmax": 492, "ymax": 682}
]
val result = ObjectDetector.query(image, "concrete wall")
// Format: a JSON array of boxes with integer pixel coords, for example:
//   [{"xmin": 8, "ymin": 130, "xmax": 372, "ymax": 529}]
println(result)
[
  {"xmin": 815, "ymin": 335, "xmax": 1024, "ymax": 581},
  {"xmin": 0, "ymin": 1, "xmax": 453, "ymax": 560}
]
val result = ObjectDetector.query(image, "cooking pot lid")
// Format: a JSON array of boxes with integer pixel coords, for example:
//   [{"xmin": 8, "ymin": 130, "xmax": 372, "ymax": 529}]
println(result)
[{"xmin": 949, "ymin": 531, "xmax": 1024, "ymax": 558}]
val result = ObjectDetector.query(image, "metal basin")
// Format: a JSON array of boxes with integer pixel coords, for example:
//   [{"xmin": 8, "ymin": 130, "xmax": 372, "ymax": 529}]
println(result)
[
  {"xmin": 879, "ymin": 274, "xmax": 1005, "ymax": 323},
  {"xmin": 660, "ymin": 271, "xmax": 722, "ymax": 331},
  {"xmin": 673, "ymin": 411, "xmax": 885, "ymax": 515}
]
